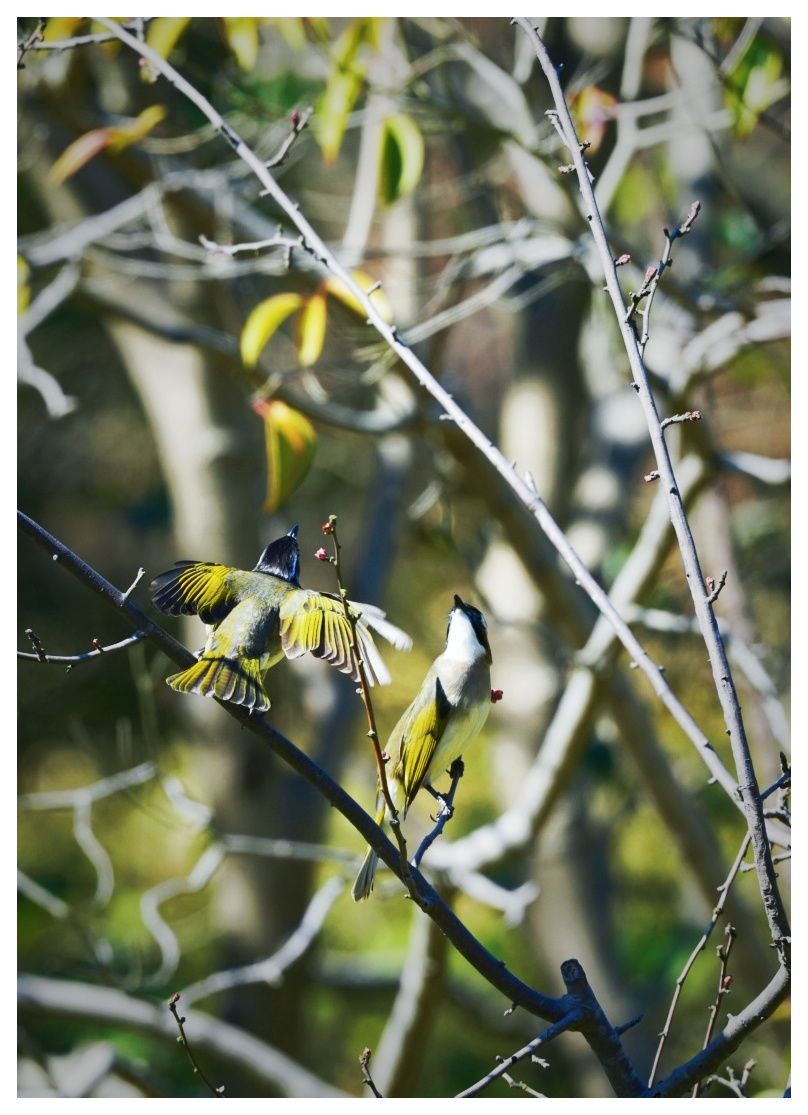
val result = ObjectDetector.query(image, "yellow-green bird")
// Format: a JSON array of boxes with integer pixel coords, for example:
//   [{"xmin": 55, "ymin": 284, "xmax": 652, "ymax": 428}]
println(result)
[
  {"xmin": 150, "ymin": 526, "xmax": 411, "ymax": 713},
  {"xmin": 352, "ymin": 594, "xmax": 492, "ymax": 901}
]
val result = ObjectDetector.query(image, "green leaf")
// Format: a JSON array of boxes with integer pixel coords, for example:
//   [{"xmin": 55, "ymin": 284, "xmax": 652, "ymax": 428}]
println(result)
[
  {"xmin": 377, "ymin": 114, "xmax": 424, "ymax": 206},
  {"xmin": 296, "ymin": 292, "xmax": 328, "ymax": 367},
  {"xmin": 254, "ymin": 399, "xmax": 317, "ymax": 514},
  {"xmin": 240, "ymin": 292, "xmax": 303, "ymax": 368}
]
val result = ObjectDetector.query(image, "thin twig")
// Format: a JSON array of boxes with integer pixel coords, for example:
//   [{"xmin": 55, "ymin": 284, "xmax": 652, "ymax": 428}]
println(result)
[
  {"xmin": 692, "ymin": 924, "xmax": 737, "ymax": 1098},
  {"xmin": 360, "ymin": 1047, "xmax": 384, "ymax": 1098},
  {"xmin": 705, "ymin": 570, "xmax": 728, "ymax": 605},
  {"xmin": 17, "ymin": 18, "xmax": 47, "ymax": 68},
  {"xmin": 168, "ymin": 993, "xmax": 225, "ymax": 1097},
  {"xmin": 412, "ymin": 757, "xmax": 465, "ymax": 868},
  {"xmin": 266, "ymin": 106, "xmax": 313, "ymax": 168},
  {"xmin": 648, "ymin": 834, "xmax": 750, "ymax": 1085},
  {"xmin": 199, "ymin": 232, "xmax": 298, "ymax": 257},
  {"xmin": 324, "ymin": 515, "xmax": 417, "ymax": 901},
  {"xmin": 456, "ymin": 1013, "xmax": 577, "ymax": 1097},
  {"xmin": 18, "ymin": 629, "xmax": 148, "ymax": 667},
  {"xmin": 19, "ymin": 17, "xmax": 153, "ymax": 54}
]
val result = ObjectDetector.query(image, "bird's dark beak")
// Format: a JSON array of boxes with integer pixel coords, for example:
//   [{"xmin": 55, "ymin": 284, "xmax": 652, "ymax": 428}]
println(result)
[
  {"xmin": 288, "ymin": 525, "xmax": 299, "ymax": 538},
  {"xmin": 453, "ymin": 593, "xmax": 464, "ymax": 609}
]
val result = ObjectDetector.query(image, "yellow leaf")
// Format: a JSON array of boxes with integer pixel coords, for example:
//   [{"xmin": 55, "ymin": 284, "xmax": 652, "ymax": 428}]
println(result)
[
  {"xmin": 296, "ymin": 292, "xmax": 328, "ymax": 367},
  {"xmin": 378, "ymin": 113, "xmax": 425, "ymax": 207},
  {"xmin": 240, "ymin": 292, "xmax": 303, "ymax": 367},
  {"xmin": 222, "ymin": 17, "xmax": 261, "ymax": 71},
  {"xmin": 108, "ymin": 105, "xmax": 166, "ymax": 151},
  {"xmin": 49, "ymin": 128, "xmax": 112, "ymax": 185},
  {"xmin": 254, "ymin": 399, "xmax": 317, "ymax": 514},
  {"xmin": 146, "ymin": 16, "xmax": 191, "ymax": 59},
  {"xmin": 323, "ymin": 269, "xmax": 393, "ymax": 322},
  {"xmin": 18, "ymin": 257, "xmax": 30, "ymax": 316}
]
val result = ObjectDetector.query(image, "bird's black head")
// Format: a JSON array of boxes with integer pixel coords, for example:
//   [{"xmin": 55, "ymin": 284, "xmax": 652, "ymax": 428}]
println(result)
[
  {"xmin": 253, "ymin": 525, "xmax": 301, "ymax": 584},
  {"xmin": 449, "ymin": 593, "xmax": 492, "ymax": 664}
]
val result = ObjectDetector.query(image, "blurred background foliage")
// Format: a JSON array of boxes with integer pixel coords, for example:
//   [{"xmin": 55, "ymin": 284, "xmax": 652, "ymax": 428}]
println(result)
[{"xmin": 18, "ymin": 15, "xmax": 789, "ymax": 1099}]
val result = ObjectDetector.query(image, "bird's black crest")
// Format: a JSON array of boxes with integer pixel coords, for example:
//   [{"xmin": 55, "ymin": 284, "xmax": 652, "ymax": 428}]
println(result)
[{"xmin": 254, "ymin": 526, "xmax": 301, "ymax": 584}]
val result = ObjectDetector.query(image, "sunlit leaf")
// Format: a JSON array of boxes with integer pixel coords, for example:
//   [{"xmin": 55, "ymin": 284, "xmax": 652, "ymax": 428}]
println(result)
[
  {"xmin": 240, "ymin": 292, "xmax": 303, "ymax": 367},
  {"xmin": 146, "ymin": 17, "xmax": 191, "ymax": 59},
  {"xmin": 253, "ymin": 398, "xmax": 317, "ymax": 513},
  {"xmin": 296, "ymin": 292, "xmax": 328, "ymax": 367},
  {"xmin": 49, "ymin": 105, "xmax": 166, "ymax": 184},
  {"xmin": 223, "ymin": 17, "xmax": 261, "ymax": 71},
  {"xmin": 323, "ymin": 269, "xmax": 393, "ymax": 322},
  {"xmin": 108, "ymin": 105, "xmax": 166, "ymax": 150},
  {"xmin": 49, "ymin": 128, "xmax": 112, "ymax": 185},
  {"xmin": 315, "ymin": 17, "xmax": 380, "ymax": 164},
  {"xmin": 377, "ymin": 113, "xmax": 425, "ymax": 206},
  {"xmin": 18, "ymin": 257, "xmax": 30, "ymax": 316}
]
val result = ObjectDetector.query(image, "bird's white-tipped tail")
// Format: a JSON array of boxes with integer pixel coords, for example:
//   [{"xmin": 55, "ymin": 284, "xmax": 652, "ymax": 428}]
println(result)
[{"xmin": 351, "ymin": 846, "xmax": 379, "ymax": 901}]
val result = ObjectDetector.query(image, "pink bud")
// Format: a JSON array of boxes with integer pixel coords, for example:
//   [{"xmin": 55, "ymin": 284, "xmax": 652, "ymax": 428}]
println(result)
[
  {"xmin": 614, "ymin": 253, "xmax": 631, "ymax": 267},
  {"xmin": 321, "ymin": 521, "xmax": 334, "ymax": 535},
  {"xmin": 644, "ymin": 265, "xmax": 658, "ymax": 283},
  {"xmin": 491, "ymin": 688, "xmax": 504, "ymax": 703},
  {"xmin": 291, "ymin": 109, "xmax": 301, "ymax": 129},
  {"xmin": 314, "ymin": 547, "xmax": 329, "ymax": 561}
]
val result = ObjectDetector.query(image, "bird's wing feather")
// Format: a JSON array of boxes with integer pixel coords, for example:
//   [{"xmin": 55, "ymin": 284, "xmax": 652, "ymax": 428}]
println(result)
[
  {"xmin": 279, "ymin": 590, "xmax": 394, "ymax": 685},
  {"xmin": 279, "ymin": 590, "xmax": 355, "ymax": 672},
  {"xmin": 150, "ymin": 562, "xmax": 243, "ymax": 625},
  {"xmin": 394, "ymin": 675, "xmax": 452, "ymax": 811},
  {"xmin": 347, "ymin": 601, "xmax": 412, "ymax": 652}
]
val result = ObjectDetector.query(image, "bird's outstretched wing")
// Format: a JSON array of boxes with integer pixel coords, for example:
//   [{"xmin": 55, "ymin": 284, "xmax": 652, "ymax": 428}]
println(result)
[
  {"xmin": 150, "ymin": 562, "xmax": 243, "ymax": 625},
  {"xmin": 279, "ymin": 590, "xmax": 402, "ymax": 685},
  {"xmin": 393, "ymin": 674, "xmax": 452, "ymax": 812}
]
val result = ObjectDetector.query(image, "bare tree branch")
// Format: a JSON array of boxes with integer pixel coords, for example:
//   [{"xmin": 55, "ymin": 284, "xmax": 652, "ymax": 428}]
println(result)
[{"xmin": 513, "ymin": 17, "xmax": 789, "ymax": 959}]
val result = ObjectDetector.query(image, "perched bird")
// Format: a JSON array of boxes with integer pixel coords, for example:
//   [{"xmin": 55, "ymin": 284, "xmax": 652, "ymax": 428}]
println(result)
[
  {"xmin": 150, "ymin": 526, "xmax": 411, "ymax": 713},
  {"xmin": 352, "ymin": 594, "xmax": 492, "ymax": 901}
]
